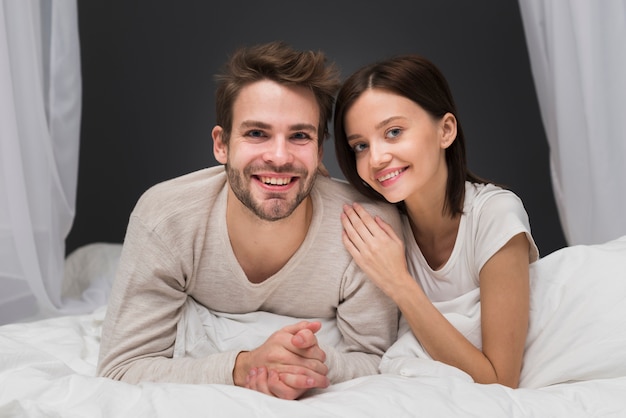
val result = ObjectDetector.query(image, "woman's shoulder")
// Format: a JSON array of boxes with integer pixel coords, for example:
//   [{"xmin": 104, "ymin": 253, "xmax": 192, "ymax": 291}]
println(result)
[
  {"xmin": 464, "ymin": 182, "xmax": 526, "ymax": 216},
  {"xmin": 463, "ymin": 181, "xmax": 539, "ymax": 263}
]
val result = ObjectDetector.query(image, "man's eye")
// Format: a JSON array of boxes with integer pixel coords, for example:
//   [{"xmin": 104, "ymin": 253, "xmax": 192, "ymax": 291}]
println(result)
[
  {"xmin": 291, "ymin": 132, "xmax": 312, "ymax": 142},
  {"xmin": 246, "ymin": 130, "xmax": 266, "ymax": 138}
]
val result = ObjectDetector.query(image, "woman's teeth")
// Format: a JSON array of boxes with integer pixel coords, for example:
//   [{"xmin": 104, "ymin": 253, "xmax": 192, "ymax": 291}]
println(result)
[{"xmin": 378, "ymin": 169, "xmax": 404, "ymax": 182}]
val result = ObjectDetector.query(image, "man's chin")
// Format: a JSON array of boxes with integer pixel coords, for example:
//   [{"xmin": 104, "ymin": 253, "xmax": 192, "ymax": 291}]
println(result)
[{"xmin": 255, "ymin": 201, "xmax": 297, "ymax": 221}]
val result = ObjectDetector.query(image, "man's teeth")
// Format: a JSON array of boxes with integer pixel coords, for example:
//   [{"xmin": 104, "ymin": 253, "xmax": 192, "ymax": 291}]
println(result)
[
  {"xmin": 260, "ymin": 176, "xmax": 291, "ymax": 185},
  {"xmin": 378, "ymin": 169, "xmax": 403, "ymax": 182}
]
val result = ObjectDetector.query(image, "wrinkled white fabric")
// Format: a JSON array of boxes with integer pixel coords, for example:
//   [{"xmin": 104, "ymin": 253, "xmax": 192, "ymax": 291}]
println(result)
[
  {"xmin": 0, "ymin": 0, "xmax": 83, "ymax": 324},
  {"xmin": 174, "ymin": 297, "xmax": 341, "ymax": 359},
  {"xmin": 2, "ymin": 239, "xmax": 626, "ymax": 416},
  {"xmin": 381, "ymin": 235, "xmax": 626, "ymax": 388}
]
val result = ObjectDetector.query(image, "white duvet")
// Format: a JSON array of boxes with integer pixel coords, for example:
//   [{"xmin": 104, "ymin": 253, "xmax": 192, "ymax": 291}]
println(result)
[{"xmin": 1, "ymin": 236, "xmax": 626, "ymax": 417}]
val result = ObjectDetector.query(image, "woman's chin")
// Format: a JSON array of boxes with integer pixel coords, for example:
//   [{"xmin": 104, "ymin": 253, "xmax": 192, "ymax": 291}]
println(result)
[{"xmin": 377, "ymin": 192, "xmax": 403, "ymax": 204}]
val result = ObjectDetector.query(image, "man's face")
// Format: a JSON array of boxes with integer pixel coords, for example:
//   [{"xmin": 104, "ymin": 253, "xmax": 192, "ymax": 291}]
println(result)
[{"xmin": 213, "ymin": 79, "xmax": 321, "ymax": 221}]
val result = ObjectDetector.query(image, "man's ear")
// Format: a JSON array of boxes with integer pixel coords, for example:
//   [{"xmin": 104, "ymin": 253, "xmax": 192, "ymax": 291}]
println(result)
[
  {"xmin": 212, "ymin": 126, "xmax": 227, "ymax": 164},
  {"xmin": 440, "ymin": 112, "xmax": 457, "ymax": 149}
]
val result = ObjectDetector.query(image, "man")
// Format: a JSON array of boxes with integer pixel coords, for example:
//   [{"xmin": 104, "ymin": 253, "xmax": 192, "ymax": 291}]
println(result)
[{"xmin": 97, "ymin": 41, "xmax": 401, "ymax": 400}]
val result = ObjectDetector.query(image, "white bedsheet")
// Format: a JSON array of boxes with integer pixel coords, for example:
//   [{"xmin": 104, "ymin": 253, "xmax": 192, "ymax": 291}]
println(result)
[
  {"xmin": 1, "ymin": 307, "xmax": 625, "ymax": 417},
  {"xmin": 382, "ymin": 235, "xmax": 626, "ymax": 389},
  {"xmin": 1, "ymin": 237, "xmax": 626, "ymax": 417}
]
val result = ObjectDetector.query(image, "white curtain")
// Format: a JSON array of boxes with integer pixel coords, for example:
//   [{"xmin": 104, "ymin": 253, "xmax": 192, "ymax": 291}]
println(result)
[
  {"xmin": 518, "ymin": 0, "xmax": 626, "ymax": 246},
  {"xmin": 0, "ymin": 0, "xmax": 85, "ymax": 324}
]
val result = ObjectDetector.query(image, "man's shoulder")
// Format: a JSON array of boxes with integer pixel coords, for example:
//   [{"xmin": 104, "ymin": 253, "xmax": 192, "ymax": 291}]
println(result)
[
  {"xmin": 314, "ymin": 175, "xmax": 370, "ymax": 202},
  {"xmin": 315, "ymin": 176, "xmax": 401, "ymax": 222},
  {"xmin": 132, "ymin": 166, "xmax": 227, "ymax": 221}
]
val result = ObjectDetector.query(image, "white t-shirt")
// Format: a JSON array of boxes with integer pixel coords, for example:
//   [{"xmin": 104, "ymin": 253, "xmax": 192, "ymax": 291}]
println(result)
[{"xmin": 403, "ymin": 182, "xmax": 539, "ymax": 303}]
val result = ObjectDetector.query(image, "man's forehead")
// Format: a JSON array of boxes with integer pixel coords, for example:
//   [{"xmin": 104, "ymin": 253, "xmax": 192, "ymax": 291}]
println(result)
[{"xmin": 231, "ymin": 81, "xmax": 320, "ymax": 131}]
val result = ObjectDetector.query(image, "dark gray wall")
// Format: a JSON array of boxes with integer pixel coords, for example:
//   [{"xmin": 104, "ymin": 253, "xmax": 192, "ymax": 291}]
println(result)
[{"xmin": 68, "ymin": 0, "xmax": 567, "ymax": 256}]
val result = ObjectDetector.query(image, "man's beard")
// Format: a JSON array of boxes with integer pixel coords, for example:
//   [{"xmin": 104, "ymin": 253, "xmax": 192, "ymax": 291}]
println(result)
[{"xmin": 225, "ymin": 163, "xmax": 316, "ymax": 221}]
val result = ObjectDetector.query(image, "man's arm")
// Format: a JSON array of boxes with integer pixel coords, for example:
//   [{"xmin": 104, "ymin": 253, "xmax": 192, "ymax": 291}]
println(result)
[
  {"xmin": 97, "ymin": 216, "xmax": 238, "ymax": 384},
  {"xmin": 323, "ymin": 259, "xmax": 399, "ymax": 382}
]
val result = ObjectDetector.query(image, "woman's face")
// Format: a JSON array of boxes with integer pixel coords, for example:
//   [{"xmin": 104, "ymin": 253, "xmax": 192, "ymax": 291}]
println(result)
[{"xmin": 343, "ymin": 88, "xmax": 456, "ymax": 204}]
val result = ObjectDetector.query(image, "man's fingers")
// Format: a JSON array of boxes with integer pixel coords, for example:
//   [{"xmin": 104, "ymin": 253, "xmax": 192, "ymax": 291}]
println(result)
[
  {"xmin": 279, "ymin": 372, "xmax": 330, "ymax": 390},
  {"xmin": 271, "ymin": 363, "xmax": 328, "ymax": 380},
  {"xmin": 246, "ymin": 367, "xmax": 273, "ymax": 396},
  {"xmin": 280, "ymin": 320, "xmax": 322, "ymax": 336},
  {"xmin": 292, "ymin": 328, "xmax": 315, "ymax": 347},
  {"xmin": 267, "ymin": 369, "xmax": 309, "ymax": 400}
]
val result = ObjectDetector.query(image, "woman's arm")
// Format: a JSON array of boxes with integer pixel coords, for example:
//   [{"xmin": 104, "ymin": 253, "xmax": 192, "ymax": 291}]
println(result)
[{"xmin": 341, "ymin": 203, "xmax": 530, "ymax": 388}]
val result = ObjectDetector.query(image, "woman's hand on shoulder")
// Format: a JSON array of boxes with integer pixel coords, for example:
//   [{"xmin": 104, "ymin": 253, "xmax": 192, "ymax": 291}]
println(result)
[{"xmin": 341, "ymin": 202, "xmax": 412, "ymax": 298}]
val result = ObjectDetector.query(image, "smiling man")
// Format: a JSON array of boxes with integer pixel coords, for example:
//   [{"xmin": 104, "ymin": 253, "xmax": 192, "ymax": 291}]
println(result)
[{"xmin": 97, "ymin": 42, "xmax": 402, "ymax": 400}]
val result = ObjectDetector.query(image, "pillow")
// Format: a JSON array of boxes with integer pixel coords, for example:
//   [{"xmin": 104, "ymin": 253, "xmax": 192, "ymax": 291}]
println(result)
[
  {"xmin": 381, "ymin": 235, "xmax": 626, "ymax": 388},
  {"xmin": 63, "ymin": 242, "xmax": 123, "ymax": 307},
  {"xmin": 520, "ymin": 234, "xmax": 626, "ymax": 387}
]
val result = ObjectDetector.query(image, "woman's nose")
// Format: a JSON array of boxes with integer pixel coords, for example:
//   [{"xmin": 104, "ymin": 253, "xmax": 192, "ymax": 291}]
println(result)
[{"xmin": 369, "ymin": 142, "xmax": 391, "ymax": 168}]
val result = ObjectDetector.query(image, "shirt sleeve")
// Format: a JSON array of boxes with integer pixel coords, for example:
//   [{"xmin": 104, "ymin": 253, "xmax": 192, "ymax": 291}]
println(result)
[
  {"xmin": 473, "ymin": 189, "xmax": 539, "ymax": 276},
  {"xmin": 322, "ymin": 260, "xmax": 400, "ymax": 383},
  {"xmin": 96, "ymin": 215, "xmax": 237, "ymax": 385}
]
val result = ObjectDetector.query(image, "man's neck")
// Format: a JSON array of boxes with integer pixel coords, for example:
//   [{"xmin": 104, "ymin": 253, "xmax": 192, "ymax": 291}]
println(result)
[{"xmin": 226, "ymin": 191, "xmax": 314, "ymax": 284}]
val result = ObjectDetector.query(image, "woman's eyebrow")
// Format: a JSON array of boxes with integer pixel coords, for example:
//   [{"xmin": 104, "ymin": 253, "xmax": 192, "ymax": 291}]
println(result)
[
  {"xmin": 376, "ymin": 116, "xmax": 404, "ymax": 129},
  {"xmin": 347, "ymin": 116, "xmax": 405, "ymax": 142}
]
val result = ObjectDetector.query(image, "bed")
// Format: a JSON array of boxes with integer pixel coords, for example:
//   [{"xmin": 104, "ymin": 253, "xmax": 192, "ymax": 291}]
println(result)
[{"xmin": 2, "ymin": 236, "xmax": 626, "ymax": 417}]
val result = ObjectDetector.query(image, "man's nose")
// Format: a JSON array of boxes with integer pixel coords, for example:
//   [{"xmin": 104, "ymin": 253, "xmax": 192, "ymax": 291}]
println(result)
[{"xmin": 263, "ymin": 137, "xmax": 293, "ymax": 165}]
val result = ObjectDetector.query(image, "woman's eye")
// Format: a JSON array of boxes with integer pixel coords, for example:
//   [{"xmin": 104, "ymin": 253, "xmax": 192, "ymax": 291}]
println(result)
[
  {"xmin": 386, "ymin": 128, "xmax": 402, "ymax": 139},
  {"xmin": 352, "ymin": 143, "xmax": 368, "ymax": 153}
]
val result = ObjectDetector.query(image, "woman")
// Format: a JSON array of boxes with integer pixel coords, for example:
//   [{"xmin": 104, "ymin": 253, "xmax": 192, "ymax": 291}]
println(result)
[{"xmin": 334, "ymin": 54, "xmax": 538, "ymax": 388}]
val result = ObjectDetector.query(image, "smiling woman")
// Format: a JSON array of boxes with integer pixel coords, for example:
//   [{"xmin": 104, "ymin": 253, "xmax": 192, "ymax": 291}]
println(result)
[
  {"xmin": 334, "ymin": 54, "xmax": 538, "ymax": 388},
  {"xmin": 344, "ymin": 89, "xmax": 455, "ymax": 205}
]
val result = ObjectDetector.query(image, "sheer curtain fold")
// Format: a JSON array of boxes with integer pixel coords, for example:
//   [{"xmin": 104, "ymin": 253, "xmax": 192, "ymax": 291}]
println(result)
[
  {"xmin": 0, "ymin": 0, "xmax": 87, "ymax": 324},
  {"xmin": 519, "ymin": 1, "xmax": 626, "ymax": 246}
]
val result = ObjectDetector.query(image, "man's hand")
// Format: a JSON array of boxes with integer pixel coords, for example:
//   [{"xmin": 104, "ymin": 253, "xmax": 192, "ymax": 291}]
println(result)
[{"xmin": 234, "ymin": 321, "xmax": 330, "ymax": 399}]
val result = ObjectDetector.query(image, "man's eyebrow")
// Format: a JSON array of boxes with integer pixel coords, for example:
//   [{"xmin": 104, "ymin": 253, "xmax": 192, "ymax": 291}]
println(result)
[
  {"xmin": 240, "ymin": 120, "xmax": 272, "ymax": 130},
  {"xmin": 290, "ymin": 123, "xmax": 317, "ymax": 133},
  {"xmin": 239, "ymin": 121, "xmax": 316, "ymax": 133}
]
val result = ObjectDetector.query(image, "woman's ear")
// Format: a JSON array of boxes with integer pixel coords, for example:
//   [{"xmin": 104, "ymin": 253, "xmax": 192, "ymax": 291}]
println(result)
[
  {"xmin": 440, "ymin": 112, "xmax": 457, "ymax": 149},
  {"xmin": 212, "ymin": 126, "xmax": 228, "ymax": 164}
]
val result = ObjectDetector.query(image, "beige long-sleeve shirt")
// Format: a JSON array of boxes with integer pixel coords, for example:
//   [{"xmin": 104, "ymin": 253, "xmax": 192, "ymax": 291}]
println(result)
[{"xmin": 97, "ymin": 166, "xmax": 401, "ymax": 385}]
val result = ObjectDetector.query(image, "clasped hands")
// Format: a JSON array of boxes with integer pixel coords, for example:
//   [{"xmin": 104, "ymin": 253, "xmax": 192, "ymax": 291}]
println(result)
[{"xmin": 233, "ymin": 321, "xmax": 329, "ymax": 400}]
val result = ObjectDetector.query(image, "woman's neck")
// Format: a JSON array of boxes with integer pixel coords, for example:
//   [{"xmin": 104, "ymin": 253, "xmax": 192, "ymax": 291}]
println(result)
[{"xmin": 404, "ymin": 187, "xmax": 460, "ymax": 270}]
